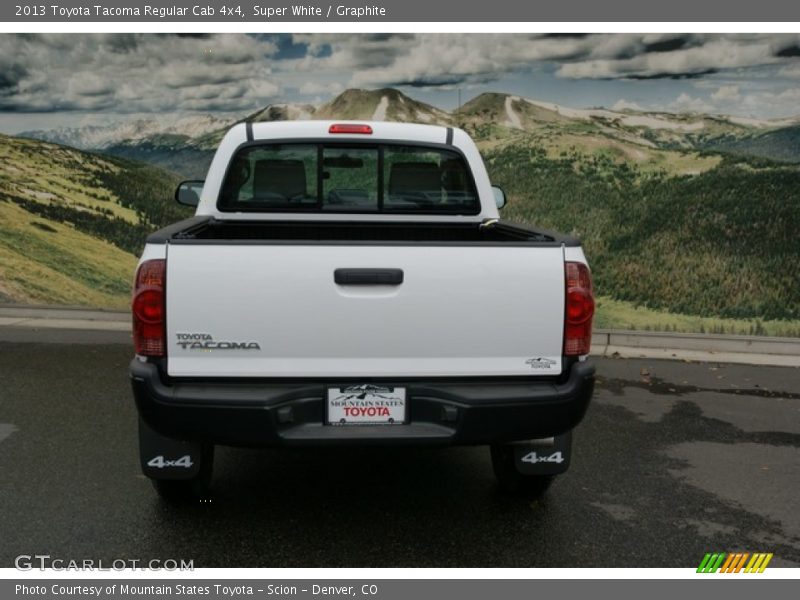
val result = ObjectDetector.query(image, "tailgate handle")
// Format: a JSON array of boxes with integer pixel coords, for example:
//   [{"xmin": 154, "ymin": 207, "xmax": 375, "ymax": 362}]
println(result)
[{"xmin": 334, "ymin": 268, "xmax": 404, "ymax": 285}]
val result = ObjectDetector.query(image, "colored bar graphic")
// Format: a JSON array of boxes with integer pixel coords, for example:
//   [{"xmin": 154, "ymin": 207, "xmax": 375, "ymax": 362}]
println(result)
[
  {"xmin": 711, "ymin": 553, "xmax": 726, "ymax": 572},
  {"xmin": 720, "ymin": 554, "xmax": 735, "ymax": 573},
  {"xmin": 745, "ymin": 554, "xmax": 759, "ymax": 572},
  {"xmin": 703, "ymin": 553, "xmax": 723, "ymax": 573},
  {"xmin": 697, "ymin": 554, "xmax": 712, "ymax": 573},
  {"xmin": 741, "ymin": 553, "xmax": 775, "ymax": 573},
  {"xmin": 697, "ymin": 552, "xmax": 771, "ymax": 573},
  {"xmin": 734, "ymin": 553, "xmax": 750, "ymax": 573},
  {"xmin": 704, "ymin": 553, "xmax": 719, "ymax": 573},
  {"xmin": 728, "ymin": 553, "xmax": 745, "ymax": 573},
  {"xmin": 748, "ymin": 554, "xmax": 766, "ymax": 573},
  {"xmin": 758, "ymin": 554, "xmax": 773, "ymax": 573}
]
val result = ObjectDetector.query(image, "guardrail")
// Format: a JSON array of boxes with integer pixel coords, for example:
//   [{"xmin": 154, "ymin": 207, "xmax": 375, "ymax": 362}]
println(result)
[
  {"xmin": 592, "ymin": 330, "xmax": 800, "ymax": 357},
  {"xmin": 2, "ymin": 305, "xmax": 799, "ymax": 366}
]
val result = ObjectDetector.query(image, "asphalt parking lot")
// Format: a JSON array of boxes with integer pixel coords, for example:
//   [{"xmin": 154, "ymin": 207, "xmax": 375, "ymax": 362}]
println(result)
[{"xmin": 0, "ymin": 338, "xmax": 798, "ymax": 568}]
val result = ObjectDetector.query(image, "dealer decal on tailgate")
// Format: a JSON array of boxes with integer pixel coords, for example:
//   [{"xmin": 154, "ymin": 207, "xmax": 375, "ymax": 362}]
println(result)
[{"xmin": 327, "ymin": 385, "xmax": 407, "ymax": 425}]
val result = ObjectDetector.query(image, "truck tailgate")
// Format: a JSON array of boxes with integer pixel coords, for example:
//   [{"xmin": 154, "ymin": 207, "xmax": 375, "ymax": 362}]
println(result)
[{"xmin": 165, "ymin": 244, "xmax": 565, "ymax": 378}]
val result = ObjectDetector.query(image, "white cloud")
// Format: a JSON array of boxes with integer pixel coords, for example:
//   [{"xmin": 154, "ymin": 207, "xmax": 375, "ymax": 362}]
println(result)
[
  {"xmin": 669, "ymin": 93, "xmax": 714, "ymax": 113},
  {"xmin": 611, "ymin": 99, "xmax": 645, "ymax": 111},
  {"xmin": 711, "ymin": 85, "xmax": 741, "ymax": 102},
  {"xmin": 740, "ymin": 87, "xmax": 800, "ymax": 116},
  {"xmin": 778, "ymin": 64, "xmax": 800, "ymax": 79},
  {"xmin": 298, "ymin": 81, "xmax": 344, "ymax": 96},
  {"xmin": 290, "ymin": 33, "xmax": 800, "ymax": 90},
  {"xmin": 611, "ymin": 85, "xmax": 800, "ymax": 120},
  {"xmin": 556, "ymin": 36, "xmax": 798, "ymax": 79},
  {"xmin": 293, "ymin": 34, "xmax": 600, "ymax": 87},
  {"xmin": 0, "ymin": 33, "xmax": 281, "ymax": 113}
]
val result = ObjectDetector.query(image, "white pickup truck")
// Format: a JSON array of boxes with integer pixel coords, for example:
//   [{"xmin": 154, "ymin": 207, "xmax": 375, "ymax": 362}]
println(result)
[{"xmin": 130, "ymin": 120, "xmax": 595, "ymax": 500}]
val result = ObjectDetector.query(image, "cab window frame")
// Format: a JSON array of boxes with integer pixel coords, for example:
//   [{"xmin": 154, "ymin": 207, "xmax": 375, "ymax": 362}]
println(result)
[{"xmin": 215, "ymin": 139, "xmax": 482, "ymax": 216}]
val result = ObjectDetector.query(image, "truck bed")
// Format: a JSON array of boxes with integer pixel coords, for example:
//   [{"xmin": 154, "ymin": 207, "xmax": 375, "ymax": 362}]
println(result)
[{"xmin": 147, "ymin": 217, "xmax": 578, "ymax": 246}]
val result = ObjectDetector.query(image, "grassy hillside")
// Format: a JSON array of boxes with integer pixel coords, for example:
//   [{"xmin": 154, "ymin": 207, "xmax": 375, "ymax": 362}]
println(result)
[
  {"xmin": 703, "ymin": 125, "xmax": 800, "ymax": 163},
  {"xmin": 487, "ymin": 142, "xmax": 800, "ymax": 324},
  {"xmin": 0, "ymin": 134, "xmax": 188, "ymax": 307},
  {"xmin": 0, "ymin": 201, "xmax": 134, "ymax": 308},
  {"xmin": 595, "ymin": 295, "xmax": 800, "ymax": 337}
]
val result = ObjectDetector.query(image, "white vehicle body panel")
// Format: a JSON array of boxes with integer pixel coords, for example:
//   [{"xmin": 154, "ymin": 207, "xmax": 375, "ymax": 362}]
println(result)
[
  {"xmin": 165, "ymin": 244, "xmax": 565, "ymax": 378},
  {"xmin": 563, "ymin": 245, "xmax": 589, "ymax": 266},
  {"xmin": 150, "ymin": 120, "xmax": 577, "ymax": 379},
  {"xmin": 139, "ymin": 243, "xmax": 166, "ymax": 262}
]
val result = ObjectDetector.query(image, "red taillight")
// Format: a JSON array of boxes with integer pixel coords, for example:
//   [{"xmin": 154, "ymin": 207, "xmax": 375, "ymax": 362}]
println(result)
[
  {"xmin": 564, "ymin": 261, "xmax": 594, "ymax": 356},
  {"xmin": 132, "ymin": 259, "xmax": 166, "ymax": 357},
  {"xmin": 329, "ymin": 123, "xmax": 373, "ymax": 134}
]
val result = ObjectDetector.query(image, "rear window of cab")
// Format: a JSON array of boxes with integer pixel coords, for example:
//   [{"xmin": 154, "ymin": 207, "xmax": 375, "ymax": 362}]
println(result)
[{"xmin": 217, "ymin": 143, "xmax": 480, "ymax": 215}]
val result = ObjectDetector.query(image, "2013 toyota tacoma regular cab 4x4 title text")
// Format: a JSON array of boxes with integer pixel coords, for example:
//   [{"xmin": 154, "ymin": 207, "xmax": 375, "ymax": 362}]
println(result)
[{"xmin": 130, "ymin": 120, "xmax": 595, "ymax": 500}]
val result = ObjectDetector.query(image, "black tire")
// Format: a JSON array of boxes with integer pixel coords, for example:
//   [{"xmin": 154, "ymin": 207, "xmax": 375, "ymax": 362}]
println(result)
[
  {"xmin": 151, "ymin": 444, "xmax": 214, "ymax": 503},
  {"xmin": 490, "ymin": 444, "xmax": 556, "ymax": 498}
]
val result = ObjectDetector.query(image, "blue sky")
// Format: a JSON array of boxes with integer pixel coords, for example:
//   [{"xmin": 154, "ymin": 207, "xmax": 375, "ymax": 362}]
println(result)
[{"xmin": 2, "ymin": 33, "xmax": 800, "ymax": 133}]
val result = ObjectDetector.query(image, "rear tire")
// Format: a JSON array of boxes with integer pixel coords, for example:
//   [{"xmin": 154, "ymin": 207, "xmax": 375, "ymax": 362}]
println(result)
[
  {"xmin": 151, "ymin": 444, "xmax": 214, "ymax": 503},
  {"xmin": 490, "ymin": 444, "xmax": 556, "ymax": 498}
]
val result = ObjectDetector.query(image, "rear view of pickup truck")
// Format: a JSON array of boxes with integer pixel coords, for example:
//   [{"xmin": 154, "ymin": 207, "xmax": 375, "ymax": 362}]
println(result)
[{"xmin": 130, "ymin": 120, "xmax": 595, "ymax": 500}]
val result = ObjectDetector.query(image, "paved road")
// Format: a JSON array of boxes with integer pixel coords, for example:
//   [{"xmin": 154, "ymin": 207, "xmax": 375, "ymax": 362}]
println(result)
[{"xmin": 0, "ymin": 340, "xmax": 798, "ymax": 568}]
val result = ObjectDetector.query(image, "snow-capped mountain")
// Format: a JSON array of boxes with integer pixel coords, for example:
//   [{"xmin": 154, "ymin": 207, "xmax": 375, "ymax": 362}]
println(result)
[
  {"xmin": 20, "ymin": 114, "xmax": 237, "ymax": 150},
  {"xmin": 314, "ymin": 88, "xmax": 452, "ymax": 124}
]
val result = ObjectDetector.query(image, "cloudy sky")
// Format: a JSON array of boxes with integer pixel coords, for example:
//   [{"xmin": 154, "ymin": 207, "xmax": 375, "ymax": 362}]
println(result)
[{"xmin": 2, "ymin": 32, "xmax": 800, "ymax": 132}]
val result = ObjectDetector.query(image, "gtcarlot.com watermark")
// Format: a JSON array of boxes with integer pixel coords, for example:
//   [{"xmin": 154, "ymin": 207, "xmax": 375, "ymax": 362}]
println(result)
[{"xmin": 15, "ymin": 554, "xmax": 194, "ymax": 571}]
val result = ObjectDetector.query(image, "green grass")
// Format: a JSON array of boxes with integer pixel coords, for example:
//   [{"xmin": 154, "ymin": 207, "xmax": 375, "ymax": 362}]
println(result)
[
  {"xmin": 0, "ymin": 201, "xmax": 135, "ymax": 308},
  {"xmin": 0, "ymin": 135, "xmax": 140, "ymax": 223},
  {"xmin": 595, "ymin": 296, "xmax": 800, "ymax": 337},
  {"xmin": 0, "ymin": 134, "xmax": 185, "ymax": 307}
]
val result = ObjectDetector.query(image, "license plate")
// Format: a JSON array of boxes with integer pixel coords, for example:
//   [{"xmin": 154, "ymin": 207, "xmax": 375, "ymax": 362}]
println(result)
[{"xmin": 327, "ymin": 385, "xmax": 407, "ymax": 425}]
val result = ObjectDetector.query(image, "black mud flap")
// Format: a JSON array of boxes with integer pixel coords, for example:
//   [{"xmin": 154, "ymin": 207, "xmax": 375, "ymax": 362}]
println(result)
[
  {"xmin": 511, "ymin": 431, "xmax": 572, "ymax": 475},
  {"xmin": 138, "ymin": 418, "xmax": 203, "ymax": 480}
]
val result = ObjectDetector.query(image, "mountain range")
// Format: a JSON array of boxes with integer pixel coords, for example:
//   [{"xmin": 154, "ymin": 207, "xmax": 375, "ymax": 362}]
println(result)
[{"xmin": 20, "ymin": 87, "xmax": 800, "ymax": 179}]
